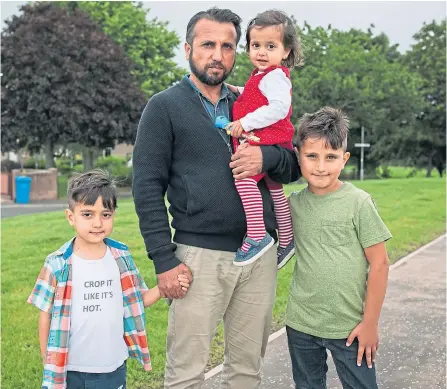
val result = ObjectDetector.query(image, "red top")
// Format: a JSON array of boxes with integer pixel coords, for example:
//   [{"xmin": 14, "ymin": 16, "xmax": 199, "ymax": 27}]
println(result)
[{"xmin": 232, "ymin": 65, "xmax": 294, "ymax": 146}]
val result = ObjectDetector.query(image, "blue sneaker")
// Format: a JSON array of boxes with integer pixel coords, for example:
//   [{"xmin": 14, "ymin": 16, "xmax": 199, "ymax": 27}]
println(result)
[
  {"xmin": 277, "ymin": 241, "xmax": 295, "ymax": 270},
  {"xmin": 234, "ymin": 234, "xmax": 274, "ymax": 266}
]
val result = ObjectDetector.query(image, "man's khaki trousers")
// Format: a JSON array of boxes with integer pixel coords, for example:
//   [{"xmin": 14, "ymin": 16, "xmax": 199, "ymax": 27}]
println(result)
[{"xmin": 164, "ymin": 243, "xmax": 277, "ymax": 389}]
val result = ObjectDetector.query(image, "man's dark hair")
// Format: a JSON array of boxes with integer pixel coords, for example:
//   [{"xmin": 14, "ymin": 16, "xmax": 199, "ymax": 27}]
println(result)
[
  {"xmin": 186, "ymin": 7, "xmax": 242, "ymax": 45},
  {"xmin": 245, "ymin": 10, "xmax": 304, "ymax": 68},
  {"xmin": 297, "ymin": 107, "xmax": 350, "ymax": 151},
  {"xmin": 67, "ymin": 169, "xmax": 117, "ymax": 211}
]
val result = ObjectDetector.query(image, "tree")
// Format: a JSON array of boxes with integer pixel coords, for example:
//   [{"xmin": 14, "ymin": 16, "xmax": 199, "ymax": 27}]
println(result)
[
  {"xmin": 404, "ymin": 19, "xmax": 446, "ymax": 177},
  {"xmin": 1, "ymin": 2, "xmax": 146, "ymax": 169},
  {"xmin": 57, "ymin": 1, "xmax": 185, "ymax": 97}
]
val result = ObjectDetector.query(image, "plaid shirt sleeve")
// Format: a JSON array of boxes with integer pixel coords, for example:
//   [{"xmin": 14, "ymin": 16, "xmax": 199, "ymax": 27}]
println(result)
[
  {"xmin": 133, "ymin": 261, "xmax": 149, "ymax": 293},
  {"xmin": 27, "ymin": 257, "xmax": 57, "ymax": 313}
]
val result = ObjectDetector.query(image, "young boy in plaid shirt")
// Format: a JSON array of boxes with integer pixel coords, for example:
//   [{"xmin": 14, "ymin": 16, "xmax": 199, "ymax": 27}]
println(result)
[{"xmin": 28, "ymin": 170, "xmax": 191, "ymax": 389}]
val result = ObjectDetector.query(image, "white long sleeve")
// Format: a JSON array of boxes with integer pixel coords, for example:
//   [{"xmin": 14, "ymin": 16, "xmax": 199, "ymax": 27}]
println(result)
[{"xmin": 239, "ymin": 68, "xmax": 292, "ymax": 131}]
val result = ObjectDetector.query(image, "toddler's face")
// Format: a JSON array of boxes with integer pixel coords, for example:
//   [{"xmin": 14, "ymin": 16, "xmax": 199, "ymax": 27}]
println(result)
[{"xmin": 248, "ymin": 25, "xmax": 290, "ymax": 71}]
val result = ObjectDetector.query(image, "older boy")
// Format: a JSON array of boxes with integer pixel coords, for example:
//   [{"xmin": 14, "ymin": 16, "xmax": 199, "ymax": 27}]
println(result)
[{"xmin": 287, "ymin": 107, "xmax": 392, "ymax": 389}]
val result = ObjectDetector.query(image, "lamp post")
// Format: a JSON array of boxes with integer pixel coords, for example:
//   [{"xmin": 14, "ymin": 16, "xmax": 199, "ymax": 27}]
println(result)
[{"xmin": 354, "ymin": 126, "xmax": 370, "ymax": 181}]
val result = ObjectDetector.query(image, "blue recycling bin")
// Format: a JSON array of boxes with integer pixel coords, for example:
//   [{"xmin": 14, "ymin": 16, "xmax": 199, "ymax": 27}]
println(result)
[{"xmin": 15, "ymin": 176, "xmax": 32, "ymax": 204}]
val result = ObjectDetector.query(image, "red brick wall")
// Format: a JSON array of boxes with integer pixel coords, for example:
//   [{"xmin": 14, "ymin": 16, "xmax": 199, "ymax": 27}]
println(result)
[
  {"xmin": 1, "ymin": 173, "xmax": 12, "ymax": 195},
  {"xmin": 11, "ymin": 168, "xmax": 58, "ymax": 201}
]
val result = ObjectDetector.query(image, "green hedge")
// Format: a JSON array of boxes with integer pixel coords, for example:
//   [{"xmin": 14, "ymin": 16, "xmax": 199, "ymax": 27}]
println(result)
[{"xmin": 95, "ymin": 156, "xmax": 132, "ymax": 187}]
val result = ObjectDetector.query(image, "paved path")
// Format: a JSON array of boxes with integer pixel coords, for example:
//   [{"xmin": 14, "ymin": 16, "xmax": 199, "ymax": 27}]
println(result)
[
  {"xmin": 204, "ymin": 236, "xmax": 446, "ymax": 389},
  {"xmin": 1, "ymin": 200, "xmax": 67, "ymax": 218},
  {"xmin": 1, "ymin": 193, "xmax": 132, "ymax": 218}
]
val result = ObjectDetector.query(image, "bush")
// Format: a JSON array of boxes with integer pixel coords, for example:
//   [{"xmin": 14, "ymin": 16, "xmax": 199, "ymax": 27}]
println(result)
[
  {"xmin": 340, "ymin": 166, "xmax": 357, "ymax": 180},
  {"xmin": 406, "ymin": 168, "xmax": 418, "ymax": 178},
  {"xmin": 55, "ymin": 158, "xmax": 83, "ymax": 174},
  {"xmin": 95, "ymin": 156, "xmax": 132, "ymax": 187},
  {"xmin": 1, "ymin": 160, "xmax": 21, "ymax": 172},
  {"xmin": 73, "ymin": 164, "xmax": 85, "ymax": 173},
  {"xmin": 376, "ymin": 165, "xmax": 392, "ymax": 179},
  {"xmin": 55, "ymin": 156, "xmax": 132, "ymax": 186},
  {"xmin": 24, "ymin": 157, "xmax": 46, "ymax": 169}
]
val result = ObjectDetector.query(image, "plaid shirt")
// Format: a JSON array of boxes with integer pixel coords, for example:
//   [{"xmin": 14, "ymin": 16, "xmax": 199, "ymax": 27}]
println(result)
[{"xmin": 28, "ymin": 237, "xmax": 152, "ymax": 389}]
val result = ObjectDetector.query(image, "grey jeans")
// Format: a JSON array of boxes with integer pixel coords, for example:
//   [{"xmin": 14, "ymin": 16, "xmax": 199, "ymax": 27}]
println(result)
[{"xmin": 164, "ymin": 243, "xmax": 277, "ymax": 389}]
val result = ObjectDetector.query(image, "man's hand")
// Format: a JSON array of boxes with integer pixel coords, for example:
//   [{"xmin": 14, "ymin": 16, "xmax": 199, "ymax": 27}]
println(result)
[
  {"xmin": 157, "ymin": 263, "xmax": 193, "ymax": 299},
  {"xmin": 229, "ymin": 143, "xmax": 263, "ymax": 179},
  {"xmin": 226, "ymin": 83, "xmax": 240, "ymax": 94},
  {"xmin": 346, "ymin": 320, "xmax": 379, "ymax": 369}
]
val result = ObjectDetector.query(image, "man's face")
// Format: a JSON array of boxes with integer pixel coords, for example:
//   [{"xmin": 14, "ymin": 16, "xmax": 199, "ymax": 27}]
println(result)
[{"xmin": 185, "ymin": 19, "xmax": 237, "ymax": 86}]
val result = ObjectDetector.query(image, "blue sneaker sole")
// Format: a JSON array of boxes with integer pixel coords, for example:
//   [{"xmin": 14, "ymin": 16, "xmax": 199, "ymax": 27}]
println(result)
[{"xmin": 233, "ymin": 238, "xmax": 275, "ymax": 267}]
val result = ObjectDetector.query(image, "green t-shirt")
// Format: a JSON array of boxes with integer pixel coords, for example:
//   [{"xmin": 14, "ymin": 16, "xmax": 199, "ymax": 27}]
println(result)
[{"xmin": 286, "ymin": 182, "xmax": 392, "ymax": 339}]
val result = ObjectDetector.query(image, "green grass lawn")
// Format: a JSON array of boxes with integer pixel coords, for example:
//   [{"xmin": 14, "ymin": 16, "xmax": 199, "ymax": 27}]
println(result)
[
  {"xmin": 2, "ymin": 177, "xmax": 445, "ymax": 389},
  {"xmin": 343, "ymin": 164, "xmax": 440, "ymax": 179},
  {"xmin": 57, "ymin": 173, "xmax": 69, "ymax": 198}
]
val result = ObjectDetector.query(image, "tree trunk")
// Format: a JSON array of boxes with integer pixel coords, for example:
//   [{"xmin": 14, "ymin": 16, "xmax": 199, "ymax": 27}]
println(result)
[
  {"xmin": 82, "ymin": 149, "xmax": 95, "ymax": 171},
  {"xmin": 44, "ymin": 140, "xmax": 55, "ymax": 168}
]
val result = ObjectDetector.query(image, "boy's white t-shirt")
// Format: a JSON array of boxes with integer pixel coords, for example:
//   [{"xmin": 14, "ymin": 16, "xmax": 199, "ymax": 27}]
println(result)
[{"xmin": 67, "ymin": 247, "xmax": 129, "ymax": 373}]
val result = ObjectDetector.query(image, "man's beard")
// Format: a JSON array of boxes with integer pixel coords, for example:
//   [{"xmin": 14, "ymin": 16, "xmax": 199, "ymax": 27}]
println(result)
[{"xmin": 189, "ymin": 50, "xmax": 234, "ymax": 86}]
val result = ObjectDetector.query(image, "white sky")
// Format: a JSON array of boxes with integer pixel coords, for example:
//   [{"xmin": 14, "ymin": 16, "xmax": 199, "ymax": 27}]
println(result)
[{"xmin": 2, "ymin": 1, "xmax": 446, "ymax": 68}]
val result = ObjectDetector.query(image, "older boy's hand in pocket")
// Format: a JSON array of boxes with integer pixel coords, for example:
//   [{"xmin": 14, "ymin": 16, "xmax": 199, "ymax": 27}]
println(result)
[{"xmin": 346, "ymin": 320, "xmax": 379, "ymax": 369}]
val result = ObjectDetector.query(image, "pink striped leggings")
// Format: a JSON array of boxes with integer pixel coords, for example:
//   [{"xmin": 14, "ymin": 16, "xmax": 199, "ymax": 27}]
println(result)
[{"xmin": 235, "ymin": 171, "xmax": 293, "ymax": 250}]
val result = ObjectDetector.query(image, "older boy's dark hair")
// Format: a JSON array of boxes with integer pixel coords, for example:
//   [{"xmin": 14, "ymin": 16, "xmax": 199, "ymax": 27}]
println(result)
[
  {"xmin": 297, "ymin": 107, "xmax": 350, "ymax": 151},
  {"xmin": 245, "ymin": 10, "xmax": 304, "ymax": 68},
  {"xmin": 67, "ymin": 169, "xmax": 117, "ymax": 211},
  {"xmin": 186, "ymin": 7, "xmax": 242, "ymax": 46}
]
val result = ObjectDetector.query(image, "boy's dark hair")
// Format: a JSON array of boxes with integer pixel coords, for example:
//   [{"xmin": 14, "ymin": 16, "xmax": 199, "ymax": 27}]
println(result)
[
  {"xmin": 67, "ymin": 169, "xmax": 117, "ymax": 211},
  {"xmin": 297, "ymin": 107, "xmax": 350, "ymax": 151},
  {"xmin": 186, "ymin": 7, "xmax": 242, "ymax": 46},
  {"xmin": 245, "ymin": 10, "xmax": 304, "ymax": 68}
]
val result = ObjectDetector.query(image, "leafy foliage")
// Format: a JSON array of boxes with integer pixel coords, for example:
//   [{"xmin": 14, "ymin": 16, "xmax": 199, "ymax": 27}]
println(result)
[
  {"xmin": 403, "ymin": 19, "xmax": 446, "ymax": 176},
  {"xmin": 1, "ymin": 2, "xmax": 146, "ymax": 167},
  {"xmin": 95, "ymin": 156, "xmax": 132, "ymax": 186},
  {"xmin": 57, "ymin": 1, "xmax": 185, "ymax": 97}
]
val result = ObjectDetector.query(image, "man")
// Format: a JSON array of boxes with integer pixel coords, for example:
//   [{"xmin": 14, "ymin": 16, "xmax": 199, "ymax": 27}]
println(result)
[{"xmin": 132, "ymin": 8, "xmax": 300, "ymax": 389}]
